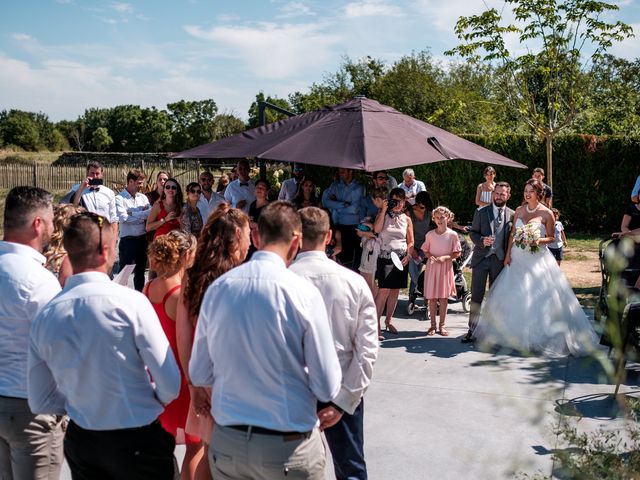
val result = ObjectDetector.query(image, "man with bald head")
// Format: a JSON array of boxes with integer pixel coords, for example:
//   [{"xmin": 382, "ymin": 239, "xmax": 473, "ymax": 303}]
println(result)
[{"xmin": 0, "ymin": 186, "xmax": 64, "ymax": 480}]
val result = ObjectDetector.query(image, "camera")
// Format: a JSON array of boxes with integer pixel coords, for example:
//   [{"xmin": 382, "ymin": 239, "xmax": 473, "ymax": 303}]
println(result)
[
  {"xmin": 356, "ymin": 223, "xmax": 371, "ymax": 232},
  {"xmin": 88, "ymin": 178, "xmax": 103, "ymax": 186},
  {"xmin": 387, "ymin": 198, "xmax": 398, "ymax": 210}
]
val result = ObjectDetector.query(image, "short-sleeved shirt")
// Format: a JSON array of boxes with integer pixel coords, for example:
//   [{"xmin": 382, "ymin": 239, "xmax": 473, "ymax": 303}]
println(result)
[{"xmin": 626, "ymin": 204, "xmax": 640, "ymax": 231}]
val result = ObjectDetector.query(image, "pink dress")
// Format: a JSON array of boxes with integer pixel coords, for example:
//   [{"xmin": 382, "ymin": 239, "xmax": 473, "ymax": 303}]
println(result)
[{"xmin": 421, "ymin": 228, "xmax": 461, "ymax": 299}]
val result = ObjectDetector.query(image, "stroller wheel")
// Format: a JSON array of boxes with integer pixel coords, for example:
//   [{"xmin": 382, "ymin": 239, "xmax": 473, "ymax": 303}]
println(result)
[
  {"xmin": 462, "ymin": 293, "xmax": 471, "ymax": 313},
  {"xmin": 407, "ymin": 302, "xmax": 416, "ymax": 315}
]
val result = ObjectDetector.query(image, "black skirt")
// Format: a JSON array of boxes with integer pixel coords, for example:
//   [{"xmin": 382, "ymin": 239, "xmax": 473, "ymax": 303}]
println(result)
[{"xmin": 376, "ymin": 256, "xmax": 409, "ymax": 289}]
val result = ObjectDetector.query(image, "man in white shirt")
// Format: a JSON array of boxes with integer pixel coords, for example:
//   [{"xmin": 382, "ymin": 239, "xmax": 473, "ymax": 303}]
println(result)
[
  {"xmin": 290, "ymin": 207, "xmax": 378, "ymax": 480},
  {"xmin": 115, "ymin": 169, "xmax": 151, "ymax": 291},
  {"xmin": 190, "ymin": 201, "xmax": 341, "ymax": 480},
  {"xmin": 0, "ymin": 186, "xmax": 64, "ymax": 480},
  {"xmin": 223, "ymin": 159, "xmax": 255, "ymax": 213},
  {"xmin": 278, "ymin": 164, "xmax": 305, "ymax": 201},
  {"xmin": 28, "ymin": 213, "xmax": 181, "ymax": 480},
  {"xmin": 399, "ymin": 168, "xmax": 427, "ymax": 205},
  {"xmin": 197, "ymin": 170, "xmax": 226, "ymax": 221},
  {"xmin": 71, "ymin": 160, "xmax": 118, "ymax": 234}
]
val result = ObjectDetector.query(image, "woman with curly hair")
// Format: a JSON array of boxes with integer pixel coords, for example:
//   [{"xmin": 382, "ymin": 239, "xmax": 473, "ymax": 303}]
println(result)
[
  {"xmin": 44, "ymin": 203, "xmax": 84, "ymax": 286},
  {"xmin": 144, "ymin": 230, "xmax": 198, "ymax": 479},
  {"xmin": 176, "ymin": 204, "xmax": 251, "ymax": 480}
]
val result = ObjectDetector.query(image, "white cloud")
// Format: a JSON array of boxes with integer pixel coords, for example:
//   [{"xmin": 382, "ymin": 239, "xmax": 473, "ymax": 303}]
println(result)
[
  {"xmin": 278, "ymin": 2, "xmax": 316, "ymax": 18},
  {"xmin": 183, "ymin": 22, "xmax": 341, "ymax": 78},
  {"xmin": 110, "ymin": 2, "xmax": 133, "ymax": 14},
  {"xmin": 343, "ymin": 1, "xmax": 404, "ymax": 18},
  {"xmin": 11, "ymin": 33, "xmax": 33, "ymax": 42}
]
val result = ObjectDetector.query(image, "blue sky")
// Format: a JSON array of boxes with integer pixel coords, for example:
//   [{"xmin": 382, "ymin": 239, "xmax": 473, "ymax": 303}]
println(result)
[{"xmin": 2, "ymin": 0, "xmax": 640, "ymax": 122}]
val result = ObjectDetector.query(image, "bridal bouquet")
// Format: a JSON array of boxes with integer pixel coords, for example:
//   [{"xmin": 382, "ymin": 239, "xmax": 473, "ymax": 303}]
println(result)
[{"xmin": 513, "ymin": 223, "xmax": 541, "ymax": 253}]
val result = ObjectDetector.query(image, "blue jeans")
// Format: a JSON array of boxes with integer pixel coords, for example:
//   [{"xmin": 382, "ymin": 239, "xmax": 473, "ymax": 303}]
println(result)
[
  {"xmin": 324, "ymin": 400, "xmax": 367, "ymax": 480},
  {"xmin": 408, "ymin": 256, "xmax": 424, "ymax": 297}
]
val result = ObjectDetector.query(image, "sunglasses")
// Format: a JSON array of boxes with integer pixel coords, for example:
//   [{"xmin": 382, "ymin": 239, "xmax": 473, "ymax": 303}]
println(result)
[
  {"xmin": 189, "ymin": 189, "xmax": 201, "ymax": 194},
  {"xmin": 76, "ymin": 212, "xmax": 105, "ymax": 253},
  {"xmin": 376, "ymin": 176, "xmax": 388, "ymax": 181},
  {"xmin": 164, "ymin": 184, "xmax": 178, "ymax": 191}
]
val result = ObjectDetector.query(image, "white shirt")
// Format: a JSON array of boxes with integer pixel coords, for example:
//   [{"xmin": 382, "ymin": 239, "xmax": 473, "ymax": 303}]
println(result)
[
  {"xmin": 399, "ymin": 179, "xmax": 426, "ymax": 205},
  {"xmin": 223, "ymin": 179, "xmax": 256, "ymax": 213},
  {"xmin": 0, "ymin": 241, "xmax": 61, "ymax": 399},
  {"xmin": 278, "ymin": 177, "xmax": 300, "ymax": 201},
  {"xmin": 190, "ymin": 250, "xmax": 341, "ymax": 432},
  {"xmin": 28, "ymin": 272, "xmax": 180, "ymax": 430},
  {"xmin": 75, "ymin": 184, "xmax": 118, "ymax": 223},
  {"xmin": 197, "ymin": 191, "xmax": 226, "ymax": 222},
  {"xmin": 290, "ymin": 251, "xmax": 378, "ymax": 414},
  {"xmin": 116, "ymin": 189, "xmax": 151, "ymax": 237}
]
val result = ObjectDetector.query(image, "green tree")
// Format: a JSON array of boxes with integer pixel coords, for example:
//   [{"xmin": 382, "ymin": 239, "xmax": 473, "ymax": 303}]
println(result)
[
  {"xmin": 168, "ymin": 99, "xmax": 219, "ymax": 150},
  {"xmin": 446, "ymin": 0, "xmax": 634, "ymax": 187},
  {"xmin": 247, "ymin": 92, "xmax": 293, "ymax": 128},
  {"xmin": 0, "ymin": 110, "xmax": 40, "ymax": 151},
  {"xmin": 91, "ymin": 127, "xmax": 113, "ymax": 152}
]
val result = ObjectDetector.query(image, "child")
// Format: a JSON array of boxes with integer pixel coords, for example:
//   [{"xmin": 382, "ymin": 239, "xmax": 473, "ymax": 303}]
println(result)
[
  {"xmin": 421, "ymin": 206, "xmax": 461, "ymax": 336},
  {"xmin": 548, "ymin": 208, "xmax": 568, "ymax": 266}
]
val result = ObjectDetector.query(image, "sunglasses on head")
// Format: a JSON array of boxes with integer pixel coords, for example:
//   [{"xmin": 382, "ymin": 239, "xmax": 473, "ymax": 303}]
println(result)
[
  {"xmin": 164, "ymin": 184, "xmax": 177, "ymax": 191},
  {"xmin": 76, "ymin": 212, "xmax": 105, "ymax": 253}
]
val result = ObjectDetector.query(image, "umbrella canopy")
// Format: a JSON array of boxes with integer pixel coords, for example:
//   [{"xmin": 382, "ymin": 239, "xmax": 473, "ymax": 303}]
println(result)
[{"xmin": 173, "ymin": 97, "xmax": 526, "ymax": 171}]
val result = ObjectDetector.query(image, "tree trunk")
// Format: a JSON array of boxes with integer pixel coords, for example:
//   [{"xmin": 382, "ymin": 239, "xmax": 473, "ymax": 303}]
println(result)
[{"xmin": 545, "ymin": 134, "xmax": 553, "ymax": 189}]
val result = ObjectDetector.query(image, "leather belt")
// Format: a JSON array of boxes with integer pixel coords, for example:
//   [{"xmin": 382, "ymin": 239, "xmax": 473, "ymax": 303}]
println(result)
[{"xmin": 227, "ymin": 425, "xmax": 311, "ymax": 441}]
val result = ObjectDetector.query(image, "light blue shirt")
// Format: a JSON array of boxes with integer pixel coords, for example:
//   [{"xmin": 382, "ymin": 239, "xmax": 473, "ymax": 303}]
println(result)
[
  {"xmin": 278, "ymin": 177, "xmax": 300, "ymax": 201},
  {"xmin": 197, "ymin": 191, "xmax": 226, "ymax": 222},
  {"xmin": 0, "ymin": 241, "xmax": 61, "ymax": 399},
  {"xmin": 116, "ymin": 189, "xmax": 151, "ymax": 237},
  {"xmin": 399, "ymin": 179, "xmax": 426, "ymax": 205},
  {"xmin": 190, "ymin": 250, "xmax": 341, "ymax": 432},
  {"xmin": 322, "ymin": 180, "xmax": 364, "ymax": 225},
  {"xmin": 290, "ymin": 251, "xmax": 378, "ymax": 414},
  {"xmin": 28, "ymin": 272, "xmax": 180, "ymax": 429},
  {"xmin": 632, "ymin": 175, "xmax": 640, "ymax": 199}
]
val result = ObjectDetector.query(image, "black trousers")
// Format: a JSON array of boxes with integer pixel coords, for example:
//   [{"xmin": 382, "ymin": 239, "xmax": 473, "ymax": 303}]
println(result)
[
  {"xmin": 118, "ymin": 235, "xmax": 148, "ymax": 291},
  {"xmin": 64, "ymin": 420, "xmax": 175, "ymax": 480},
  {"xmin": 336, "ymin": 224, "xmax": 361, "ymax": 272}
]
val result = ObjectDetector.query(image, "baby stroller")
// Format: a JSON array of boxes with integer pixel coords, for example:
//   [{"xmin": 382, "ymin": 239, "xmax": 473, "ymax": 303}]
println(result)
[
  {"xmin": 596, "ymin": 236, "xmax": 640, "ymax": 350},
  {"xmin": 407, "ymin": 233, "xmax": 473, "ymax": 316}
]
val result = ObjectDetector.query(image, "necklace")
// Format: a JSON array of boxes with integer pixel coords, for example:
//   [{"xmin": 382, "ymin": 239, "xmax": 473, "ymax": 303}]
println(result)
[{"xmin": 525, "ymin": 204, "xmax": 538, "ymax": 214}]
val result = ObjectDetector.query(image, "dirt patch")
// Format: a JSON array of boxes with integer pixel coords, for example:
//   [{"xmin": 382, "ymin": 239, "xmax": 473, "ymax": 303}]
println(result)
[{"xmin": 561, "ymin": 249, "xmax": 600, "ymax": 308}]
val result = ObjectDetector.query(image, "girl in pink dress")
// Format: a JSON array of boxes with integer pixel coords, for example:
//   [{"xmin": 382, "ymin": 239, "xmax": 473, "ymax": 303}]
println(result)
[{"xmin": 421, "ymin": 206, "xmax": 461, "ymax": 336}]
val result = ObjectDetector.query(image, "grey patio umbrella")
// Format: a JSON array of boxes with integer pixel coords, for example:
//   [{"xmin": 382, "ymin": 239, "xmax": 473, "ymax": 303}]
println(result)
[{"xmin": 172, "ymin": 97, "xmax": 526, "ymax": 171}]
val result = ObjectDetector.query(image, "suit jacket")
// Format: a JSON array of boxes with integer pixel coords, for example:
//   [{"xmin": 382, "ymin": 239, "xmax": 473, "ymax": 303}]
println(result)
[{"xmin": 469, "ymin": 204, "xmax": 514, "ymax": 267}]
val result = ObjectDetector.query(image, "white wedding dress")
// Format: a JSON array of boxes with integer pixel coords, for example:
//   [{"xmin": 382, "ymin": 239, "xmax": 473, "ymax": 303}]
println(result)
[{"xmin": 473, "ymin": 219, "xmax": 600, "ymax": 357}]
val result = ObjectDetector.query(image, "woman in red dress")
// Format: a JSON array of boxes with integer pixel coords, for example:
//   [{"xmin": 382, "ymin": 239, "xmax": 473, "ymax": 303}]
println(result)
[
  {"xmin": 145, "ymin": 230, "xmax": 199, "ymax": 479},
  {"xmin": 146, "ymin": 178, "xmax": 183, "ymax": 238}
]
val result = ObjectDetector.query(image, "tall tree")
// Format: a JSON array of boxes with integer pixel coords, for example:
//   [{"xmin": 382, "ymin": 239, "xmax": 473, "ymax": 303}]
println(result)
[
  {"xmin": 446, "ymin": 0, "xmax": 633, "ymax": 187},
  {"xmin": 247, "ymin": 92, "xmax": 293, "ymax": 128}
]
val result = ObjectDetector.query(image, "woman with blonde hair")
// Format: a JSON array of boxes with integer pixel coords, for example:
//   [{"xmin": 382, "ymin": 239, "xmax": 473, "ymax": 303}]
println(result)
[
  {"xmin": 144, "ymin": 230, "xmax": 198, "ymax": 479},
  {"xmin": 176, "ymin": 204, "xmax": 251, "ymax": 479},
  {"xmin": 44, "ymin": 203, "xmax": 84, "ymax": 286}
]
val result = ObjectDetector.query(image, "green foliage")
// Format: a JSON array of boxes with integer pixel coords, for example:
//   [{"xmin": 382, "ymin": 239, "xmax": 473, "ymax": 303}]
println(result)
[
  {"xmin": 91, "ymin": 127, "xmax": 113, "ymax": 152},
  {"xmin": 247, "ymin": 92, "xmax": 293, "ymax": 128},
  {"xmin": 447, "ymin": 0, "xmax": 634, "ymax": 186}
]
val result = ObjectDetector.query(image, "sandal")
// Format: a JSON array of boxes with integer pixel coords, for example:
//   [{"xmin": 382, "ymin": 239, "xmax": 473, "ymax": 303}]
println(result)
[
  {"xmin": 427, "ymin": 323, "xmax": 437, "ymax": 336},
  {"xmin": 385, "ymin": 323, "xmax": 399, "ymax": 335},
  {"xmin": 439, "ymin": 324, "xmax": 449, "ymax": 336},
  {"xmin": 378, "ymin": 334, "xmax": 385, "ymax": 342}
]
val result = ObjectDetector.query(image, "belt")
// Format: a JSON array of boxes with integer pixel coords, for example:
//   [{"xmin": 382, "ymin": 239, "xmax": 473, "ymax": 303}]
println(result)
[
  {"xmin": 227, "ymin": 425, "xmax": 311, "ymax": 441},
  {"xmin": 121, "ymin": 234, "xmax": 147, "ymax": 240}
]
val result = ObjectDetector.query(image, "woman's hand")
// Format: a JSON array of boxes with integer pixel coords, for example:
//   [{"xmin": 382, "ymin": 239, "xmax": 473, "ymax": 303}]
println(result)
[
  {"xmin": 401, "ymin": 254, "xmax": 410, "ymax": 266},
  {"xmin": 504, "ymin": 253, "xmax": 511, "ymax": 266},
  {"xmin": 165, "ymin": 211, "xmax": 177, "ymax": 222}
]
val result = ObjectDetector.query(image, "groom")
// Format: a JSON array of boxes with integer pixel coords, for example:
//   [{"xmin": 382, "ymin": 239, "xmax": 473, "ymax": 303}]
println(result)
[{"xmin": 462, "ymin": 181, "xmax": 513, "ymax": 343}]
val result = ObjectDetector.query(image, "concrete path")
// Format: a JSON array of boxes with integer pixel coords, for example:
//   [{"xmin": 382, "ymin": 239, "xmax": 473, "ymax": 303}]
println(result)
[{"xmin": 60, "ymin": 297, "xmax": 639, "ymax": 479}]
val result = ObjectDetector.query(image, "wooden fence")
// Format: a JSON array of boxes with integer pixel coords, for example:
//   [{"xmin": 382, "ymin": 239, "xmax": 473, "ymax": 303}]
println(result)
[{"xmin": 0, "ymin": 160, "xmax": 205, "ymax": 193}]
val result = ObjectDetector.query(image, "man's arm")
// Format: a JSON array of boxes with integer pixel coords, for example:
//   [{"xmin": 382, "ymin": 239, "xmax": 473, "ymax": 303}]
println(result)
[
  {"xmin": 189, "ymin": 306, "xmax": 214, "ymax": 388},
  {"xmin": 278, "ymin": 180, "xmax": 288, "ymax": 201},
  {"xmin": 133, "ymin": 297, "xmax": 180, "ymax": 406},
  {"xmin": 27, "ymin": 334, "xmax": 67, "ymax": 415},
  {"xmin": 632, "ymin": 175, "xmax": 640, "ymax": 203},
  {"xmin": 332, "ymin": 283, "xmax": 378, "ymax": 414},
  {"xmin": 469, "ymin": 208, "xmax": 483, "ymax": 248}
]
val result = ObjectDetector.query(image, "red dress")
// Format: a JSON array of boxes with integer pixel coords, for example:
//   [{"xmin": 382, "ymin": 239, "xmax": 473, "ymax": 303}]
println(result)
[
  {"xmin": 154, "ymin": 201, "xmax": 180, "ymax": 239},
  {"xmin": 144, "ymin": 282, "xmax": 199, "ymax": 444}
]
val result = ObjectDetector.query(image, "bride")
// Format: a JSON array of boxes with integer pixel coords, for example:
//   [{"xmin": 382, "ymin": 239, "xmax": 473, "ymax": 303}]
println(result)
[{"xmin": 473, "ymin": 179, "xmax": 600, "ymax": 357}]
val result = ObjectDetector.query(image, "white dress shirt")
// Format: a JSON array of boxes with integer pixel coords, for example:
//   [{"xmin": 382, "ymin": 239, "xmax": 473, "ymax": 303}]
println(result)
[
  {"xmin": 197, "ymin": 191, "xmax": 226, "ymax": 222},
  {"xmin": 116, "ymin": 189, "xmax": 151, "ymax": 237},
  {"xmin": 278, "ymin": 177, "xmax": 300, "ymax": 201},
  {"xmin": 74, "ymin": 184, "xmax": 118, "ymax": 223},
  {"xmin": 28, "ymin": 272, "xmax": 180, "ymax": 430},
  {"xmin": 190, "ymin": 250, "xmax": 341, "ymax": 432},
  {"xmin": 290, "ymin": 251, "xmax": 378, "ymax": 414},
  {"xmin": 0, "ymin": 241, "xmax": 61, "ymax": 399},
  {"xmin": 223, "ymin": 179, "xmax": 256, "ymax": 213}
]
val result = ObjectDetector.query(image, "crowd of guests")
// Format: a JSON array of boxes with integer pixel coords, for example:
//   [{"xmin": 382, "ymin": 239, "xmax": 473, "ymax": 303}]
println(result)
[{"xmin": 1, "ymin": 156, "xmax": 602, "ymax": 480}]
